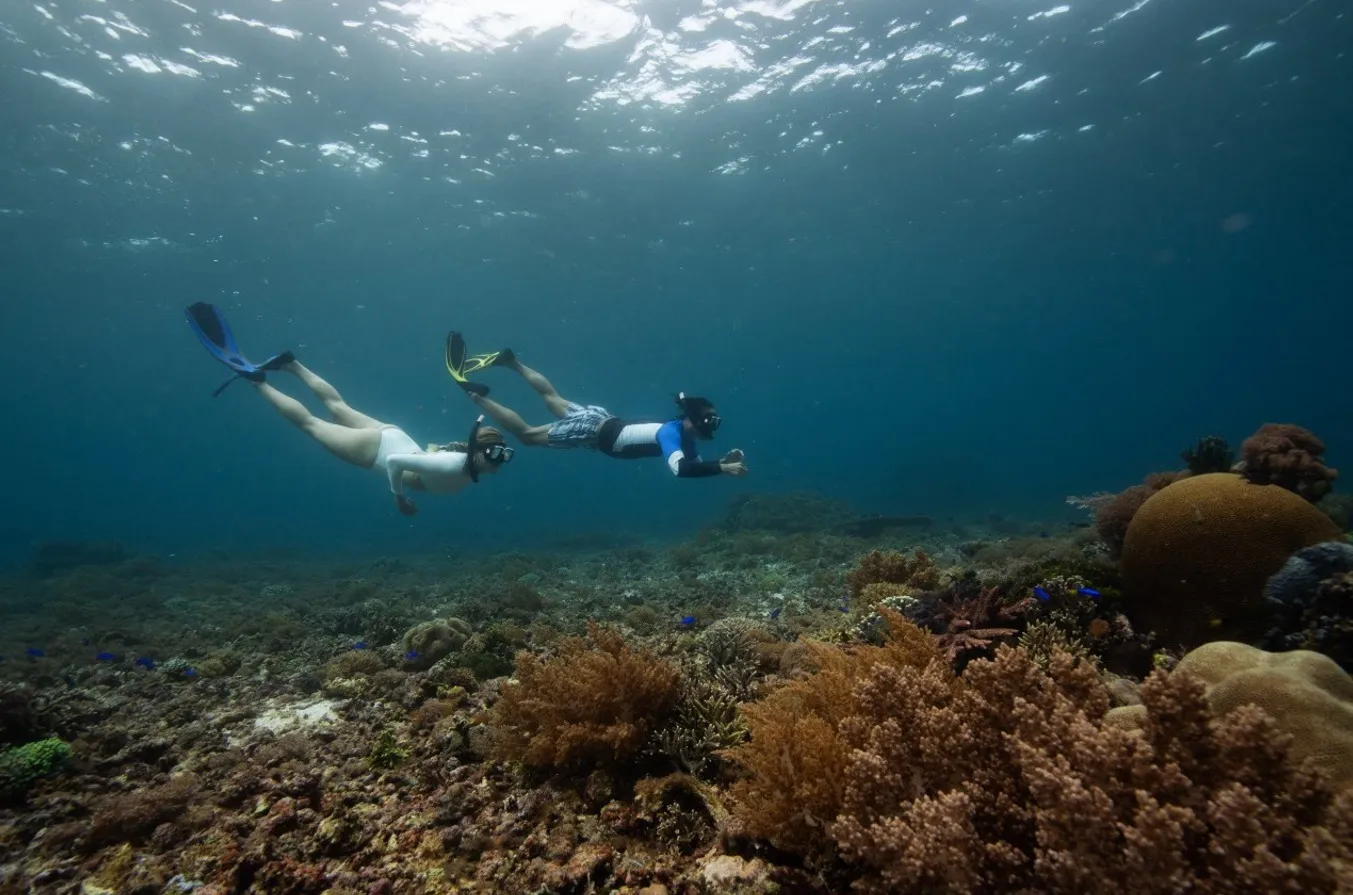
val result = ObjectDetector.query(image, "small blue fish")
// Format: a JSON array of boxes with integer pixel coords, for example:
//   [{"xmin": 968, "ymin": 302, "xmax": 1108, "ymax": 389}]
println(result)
[
  {"xmin": 1078, "ymin": 587, "xmax": 1102, "ymax": 599},
  {"xmin": 404, "ymin": 649, "xmax": 420, "ymax": 661},
  {"xmin": 135, "ymin": 656, "xmax": 156, "ymax": 670},
  {"xmin": 769, "ymin": 607, "xmax": 782, "ymax": 620},
  {"xmin": 1033, "ymin": 586, "xmax": 1052, "ymax": 602},
  {"xmin": 25, "ymin": 647, "xmax": 46, "ymax": 658},
  {"xmin": 352, "ymin": 641, "xmax": 368, "ymax": 650},
  {"xmin": 81, "ymin": 638, "xmax": 91, "ymax": 647},
  {"xmin": 96, "ymin": 652, "xmax": 117, "ymax": 662},
  {"xmin": 838, "ymin": 603, "xmax": 850, "ymax": 613},
  {"xmin": 183, "ymin": 668, "xmax": 199, "ymax": 678},
  {"xmin": 679, "ymin": 615, "xmax": 697, "ymax": 627}
]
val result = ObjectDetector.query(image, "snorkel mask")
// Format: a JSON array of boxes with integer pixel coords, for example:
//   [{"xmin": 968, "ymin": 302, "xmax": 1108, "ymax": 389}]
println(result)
[
  {"xmin": 464, "ymin": 414, "xmax": 514, "ymax": 483},
  {"xmin": 676, "ymin": 392, "xmax": 721, "ymax": 438}
]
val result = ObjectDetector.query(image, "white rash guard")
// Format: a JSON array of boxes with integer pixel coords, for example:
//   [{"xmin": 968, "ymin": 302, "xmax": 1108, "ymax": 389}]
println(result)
[{"xmin": 374, "ymin": 426, "xmax": 473, "ymax": 497}]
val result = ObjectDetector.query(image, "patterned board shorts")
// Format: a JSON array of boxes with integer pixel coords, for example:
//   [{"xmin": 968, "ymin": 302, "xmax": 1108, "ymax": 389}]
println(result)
[{"xmin": 547, "ymin": 403, "xmax": 614, "ymax": 449}]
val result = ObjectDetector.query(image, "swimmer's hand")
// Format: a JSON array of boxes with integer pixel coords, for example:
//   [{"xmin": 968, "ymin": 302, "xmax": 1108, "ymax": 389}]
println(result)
[
  {"xmin": 720, "ymin": 449, "xmax": 748, "ymax": 476},
  {"xmin": 395, "ymin": 494, "xmax": 419, "ymax": 516}
]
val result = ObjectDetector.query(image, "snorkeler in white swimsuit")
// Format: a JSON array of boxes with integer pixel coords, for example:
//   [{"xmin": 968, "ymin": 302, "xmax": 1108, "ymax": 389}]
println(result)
[{"xmin": 186, "ymin": 302, "xmax": 514, "ymax": 516}]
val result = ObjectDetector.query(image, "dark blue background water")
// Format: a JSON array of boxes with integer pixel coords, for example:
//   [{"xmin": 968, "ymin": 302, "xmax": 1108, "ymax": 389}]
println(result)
[{"xmin": 1, "ymin": 0, "xmax": 1349, "ymax": 567}]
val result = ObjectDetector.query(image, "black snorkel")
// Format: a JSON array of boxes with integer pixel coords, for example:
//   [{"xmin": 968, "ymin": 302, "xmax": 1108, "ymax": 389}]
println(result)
[{"xmin": 465, "ymin": 414, "xmax": 484, "ymax": 483}]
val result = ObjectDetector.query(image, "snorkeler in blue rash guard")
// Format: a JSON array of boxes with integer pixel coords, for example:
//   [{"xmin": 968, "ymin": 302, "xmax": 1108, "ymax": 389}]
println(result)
[{"xmin": 444, "ymin": 333, "xmax": 749, "ymax": 479}]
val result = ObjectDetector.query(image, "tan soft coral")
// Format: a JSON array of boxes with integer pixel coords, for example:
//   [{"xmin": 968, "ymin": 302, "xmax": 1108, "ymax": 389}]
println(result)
[
  {"xmin": 833, "ymin": 651, "xmax": 1353, "ymax": 893},
  {"xmin": 486, "ymin": 622, "xmax": 681, "ymax": 772},
  {"xmin": 727, "ymin": 624, "xmax": 1353, "ymax": 892},
  {"xmin": 722, "ymin": 609, "xmax": 939, "ymax": 858},
  {"xmin": 845, "ymin": 548, "xmax": 940, "ymax": 597},
  {"xmin": 1109, "ymin": 641, "xmax": 1353, "ymax": 790}
]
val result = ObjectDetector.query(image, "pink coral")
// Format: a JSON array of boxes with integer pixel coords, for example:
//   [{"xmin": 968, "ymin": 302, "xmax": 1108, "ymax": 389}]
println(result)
[
  {"xmin": 1237, "ymin": 423, "xmax": 1338, "ymax": 502},
  {"xmin": 828, "ymin": 647, "xmax": 1353, "ymax": 893}
]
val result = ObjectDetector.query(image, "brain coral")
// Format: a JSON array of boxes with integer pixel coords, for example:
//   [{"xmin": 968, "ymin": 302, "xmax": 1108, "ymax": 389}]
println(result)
[
  {"xmin": 1109, "ymin": 641, "xmax": 1353, "ymax": 790},
  {"xmin": 1120, "ymin": 472, "xmax": 1341, "ymax": 648}
]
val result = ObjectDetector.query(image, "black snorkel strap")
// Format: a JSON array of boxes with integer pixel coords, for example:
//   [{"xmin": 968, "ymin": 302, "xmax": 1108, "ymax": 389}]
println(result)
[
  {"xmin": 211, "ymin": 373, "xmax": 242, "ymax": 398},
  {"xmin": 465, "ymin": 414, "xmax": 483, "ymax": 483},
  {"xmin": 676, "ymin": 391, "xmax": 717, "ymax": 438}
]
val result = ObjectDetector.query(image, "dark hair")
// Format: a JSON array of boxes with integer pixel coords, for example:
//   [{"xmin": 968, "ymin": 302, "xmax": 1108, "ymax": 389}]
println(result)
[
  {"xmin": 675, "ymin": 393, "xmax": 716, "ymax": 419},
  {"xmin": 430, "ymin": 425, "xmax": 506, "ymax": 454}
]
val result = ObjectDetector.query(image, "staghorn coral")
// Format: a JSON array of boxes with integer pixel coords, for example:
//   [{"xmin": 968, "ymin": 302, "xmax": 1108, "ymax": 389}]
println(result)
[
  {"xmin": 487, "ymin": 622, "xmax": 681, "ymax": 772},
  {"xmin": 1120, "ymin": 473, "xmax": 1342, "ymax": 647},
  {"xmin": 695, "ymin": 616, "xmax": 766, "ymax": 699},
  {"xmin": 1237, "ymin": 423, "xmax": 1339, "ymax": 503},
  {"xmin": 845, "ymin": 548, "xmax": 940, "ymax": 597},
  {"xmin": 722, "ymin": 608, "xmax": 941, "ymax": 858},
  {"xmin": 928, "ymin": 583, "xmax": 1030, "ymax": 667},
  {"xmin": 652, "ymin": 678, "xmax": 748, "ymax": 777},
  {"xmin": 1017, "ymin": 619, "xmax": 1094, "ymax": 671},
  {"xmin": 825, "ymin": 646, "xmax": 1353, "ymax": 893}
]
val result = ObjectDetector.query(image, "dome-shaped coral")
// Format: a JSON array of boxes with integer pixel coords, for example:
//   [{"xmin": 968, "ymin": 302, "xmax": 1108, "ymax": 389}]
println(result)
[
  {"xmin": 1109, "ymin": 641, "xmax": 1353, "ymax": 789},
  {"xmin": 1120, "ymin": 473, "xmax": 1341, "ymax": 647},
  {"xmin": 401, "ymin": 617, "xmax": 472, "ymax": 669}
]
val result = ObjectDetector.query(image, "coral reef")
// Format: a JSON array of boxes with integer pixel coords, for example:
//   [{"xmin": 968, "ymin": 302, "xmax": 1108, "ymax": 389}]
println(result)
[
  {"xmin": 0, "ymin": 683, "xmax": 41, "ymax": 747},
  {"xmin": 723, "ymin": 608, "xmax": 940, "ymax": 857},
  {"xmin": 1093, "ymin": 471, "xmax": 1189, "ymax": 556},
  {"xmin": 927, "ymin": 583, "xmax": 1025, "ymax": 666},
  {"xmin": 401, "ymin": 617, "xmax": 472, "ymax": 669},
  {"xmin": 845, "ymin": 548, "xmax": 941, "ymax": 597},
  {"xmin": 486, "ymin": 622, "xmax": 682, "ymax": 771},
  {"xmin": 1236, "ymin": 423, "xmax": 1339, "ymax": 502},
  {"xmin": 0, "ymin": 736, "xmax": 69, "ymax": 801},
  {"xmin": 1120, "ymin": 472, "xmax": 1342, "ymax": 647},
  {"xmin": 828, "ymin": 647, "xmax": 1353, "ymax": 893},
  {"xmin": 1181, "ymin": 434, "xmax": 1235, "ymax": 475},
  {"xmin": 8, "ymin": 490, "xmax": 1353, "ymax": 893},
  {"xmin": 1107, "ymin": 640, "xmax": 1353, "ymax": 791},
  {"xmin": 1264, "ymin": 541, "xmax": 1353, "ymax": 667}
]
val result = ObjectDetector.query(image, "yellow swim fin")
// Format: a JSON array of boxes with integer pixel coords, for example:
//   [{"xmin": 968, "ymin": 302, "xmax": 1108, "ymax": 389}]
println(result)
[{"xmin": 445, "ymin": 332, "xmax": 489, "ymax": 396}]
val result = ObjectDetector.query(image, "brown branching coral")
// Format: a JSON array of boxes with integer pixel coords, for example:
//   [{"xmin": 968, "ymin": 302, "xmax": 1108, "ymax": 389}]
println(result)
[
  {"xmin": 722, "ymin": 609, "xmax": 941, "ymax": 858},
  {"xmin": 845, "ymin": 548, "xmax": 940, "ymax": 597},
  {"xmin": 824, "ymin": 647, "xmax": 1353, "ymax": 893},
  {"xmin": 1237, "ymin": 423, "xmax": 1339, "ymax": 502},
  {"xmin": 487, "ymin": 622, "xmax": 681, "ymax": 772}
]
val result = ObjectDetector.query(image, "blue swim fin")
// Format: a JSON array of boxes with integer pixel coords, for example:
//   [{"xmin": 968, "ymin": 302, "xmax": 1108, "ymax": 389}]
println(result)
[{"xmin": 185, "ymin": 303, "xmax": 293, "ymax": 396}]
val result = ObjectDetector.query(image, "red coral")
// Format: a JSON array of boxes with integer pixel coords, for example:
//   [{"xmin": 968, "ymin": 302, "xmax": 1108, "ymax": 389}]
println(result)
[
  {"xmin": 1238, "ymin": 423, "xmax": 1338, "ymax": 502},
  {"xmin": 931, "ymin": 584, "xmax": 1030, "ymax": 667}
]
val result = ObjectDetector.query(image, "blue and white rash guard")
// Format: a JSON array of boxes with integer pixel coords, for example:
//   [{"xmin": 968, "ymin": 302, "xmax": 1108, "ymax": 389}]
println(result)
[{"xmin": 597, "ymin": 418, "xmax": 722, "ymax": 477}]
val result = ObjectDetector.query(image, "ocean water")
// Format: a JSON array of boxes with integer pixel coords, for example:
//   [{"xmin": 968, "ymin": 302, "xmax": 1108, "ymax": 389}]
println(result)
[{"xmin": 1, "ymin": 0, "xmax": 1350, "ymax": 568}]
